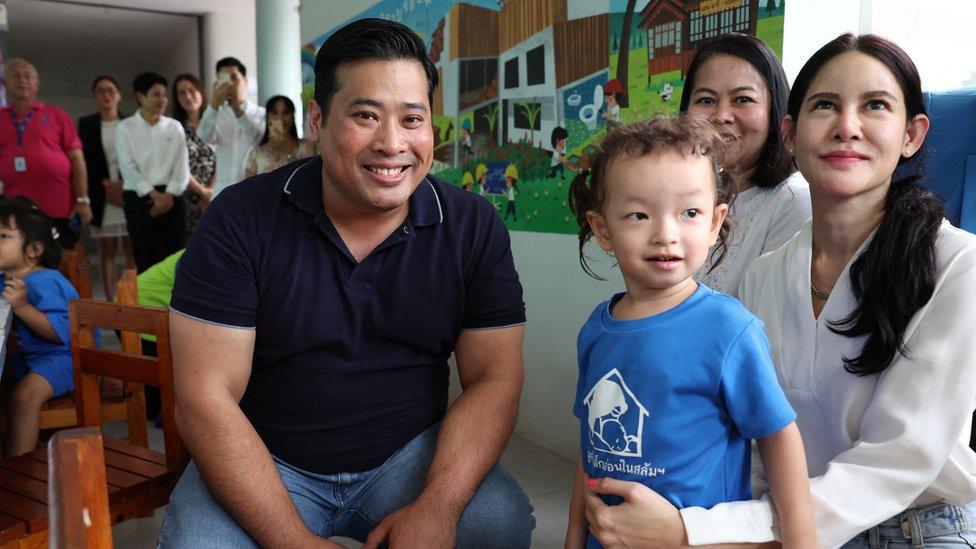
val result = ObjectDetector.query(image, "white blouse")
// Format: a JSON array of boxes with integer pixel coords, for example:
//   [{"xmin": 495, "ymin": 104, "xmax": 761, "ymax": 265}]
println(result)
[
  {"xmin": 681, "ymin": 220, "xmax": 976, "ymax": 548},
  {"xmin": 697, "ymin": 172, "xmax": 811, "ymax": 298}
]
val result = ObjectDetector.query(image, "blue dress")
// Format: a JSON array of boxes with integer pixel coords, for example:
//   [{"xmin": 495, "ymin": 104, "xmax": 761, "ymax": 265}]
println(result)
[{"xmin": 8, "ymin": 269, "xmax": 77, "ymax": 396}]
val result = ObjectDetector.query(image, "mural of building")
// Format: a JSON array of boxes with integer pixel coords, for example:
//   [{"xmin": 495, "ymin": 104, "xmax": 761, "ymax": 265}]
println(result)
[{"xmin": 639, "ymin": 0, "xmax": 759, "ymax": 80}]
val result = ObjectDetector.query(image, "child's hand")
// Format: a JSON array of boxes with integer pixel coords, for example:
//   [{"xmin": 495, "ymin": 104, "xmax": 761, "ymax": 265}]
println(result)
[{"xmin": 3, "ymin": 277, "xmax": 28, "ymax": 311}]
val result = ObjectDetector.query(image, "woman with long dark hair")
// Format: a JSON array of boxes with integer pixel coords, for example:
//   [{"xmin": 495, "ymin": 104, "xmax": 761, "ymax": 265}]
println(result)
[
  {"xmin": 681, "ymin": 34, "xmax": 811, "ymax": 297},
  {"xmin": 243, "ymin": 95, "xmax": 315, "ymax": 178},
  {"xmin": 172, "ymin": 73, "xmax": 216, "ymax": 234},
  {"xmin": 581, "ymin": 33, "xmax": 976, "ymax": 549}
]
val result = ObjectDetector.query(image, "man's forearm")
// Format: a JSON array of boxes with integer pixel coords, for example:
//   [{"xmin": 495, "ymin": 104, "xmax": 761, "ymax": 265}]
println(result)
[
  {"xmin": 418, "ymin": 376, "xmax": 521, "ymax": 516},
  {"xmin": 178, "ymin": 396, "xmax": 317, "ymax": 547},
  {"xmin": 69, "ymin": 150, "xmax": 88, "ymax": 198}
]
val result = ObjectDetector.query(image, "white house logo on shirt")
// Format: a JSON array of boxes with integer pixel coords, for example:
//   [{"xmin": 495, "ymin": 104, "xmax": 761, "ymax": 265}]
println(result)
[{"xmin": 583, "ymin": 369, "xmax": 649, "ymax": 457}]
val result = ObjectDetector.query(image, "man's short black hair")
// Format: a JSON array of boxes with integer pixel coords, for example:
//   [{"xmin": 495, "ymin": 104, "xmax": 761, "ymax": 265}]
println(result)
[
  {"xmin": 132, "ymin": 72, "xmax": 167, "ymax": 96},
  {"xmin": 216, "ymin": 56, "xmax": 247, "ymax": 77},
  {"xmin": 313, "ymin": 18, "xmax": 438, "ymax": 124}
]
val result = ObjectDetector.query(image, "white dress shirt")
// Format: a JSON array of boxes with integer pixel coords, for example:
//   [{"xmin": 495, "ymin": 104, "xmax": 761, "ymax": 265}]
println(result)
[
  {"xmin": 681, "ymin": 220, "xmax": 976, "ymax": 548},
  {"xmin": 198, "ymin": 100, "xmax": 265, "ymax": 196},
  {"xmin": 697, "ymin": 172, "xmax": 811, "ymax": 297},
  {"xmin": 116, "ymin": 113, "xmax": 190, "ymax": 197}
]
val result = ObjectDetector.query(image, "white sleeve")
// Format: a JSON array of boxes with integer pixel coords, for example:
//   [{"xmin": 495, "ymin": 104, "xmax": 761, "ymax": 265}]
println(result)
[
  {"xmin": 166, "ymin": 123, "xmax": 191, "ymax": 196},
  {"xmin": 762, "ymin": 176, "xmax": 811, "ymax": 254},
  {"xmin": 238, "ymin": 104, "xmax": 265, "ymax": 144},
  {"xmin": 198, "ymin": 105, "xmax": 219, "ymax": 144},
  {"xmin": 686, "ymin": 245, "xmax": 976, "ymax": 548},
  {"xmin": 801, "ymin": 254, "xmax": 976, "ymax": 547},
  {"xmin": 115, "ymin": 122, "xmax": 149, "ymax": 196}
]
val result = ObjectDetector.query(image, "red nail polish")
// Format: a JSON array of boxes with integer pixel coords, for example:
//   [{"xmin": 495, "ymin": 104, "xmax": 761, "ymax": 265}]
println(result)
[{"xmin": 587, "ymin": 478, "xmax": 597, "ymax": 488}]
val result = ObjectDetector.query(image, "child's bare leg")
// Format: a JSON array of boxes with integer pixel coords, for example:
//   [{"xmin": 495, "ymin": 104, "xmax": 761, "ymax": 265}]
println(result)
[{"xmin": 3, "ymin": 373, "xmax": 54, "ymax": 457}]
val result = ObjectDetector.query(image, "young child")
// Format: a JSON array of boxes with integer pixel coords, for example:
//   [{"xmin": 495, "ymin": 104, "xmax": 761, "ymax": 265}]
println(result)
[
  {"xmin": 1, "ymin": 197, "xmax": 78, "ymax": 457},
  {"xmin": 565, "ymin": 117, "xmax": 815, "ymax": 548}
]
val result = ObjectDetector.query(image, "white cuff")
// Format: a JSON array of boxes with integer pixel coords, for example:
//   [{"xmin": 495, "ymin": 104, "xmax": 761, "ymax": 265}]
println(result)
[{"xmin": 680, "ymin": 493, "xmax": 779, "ymax": 545}]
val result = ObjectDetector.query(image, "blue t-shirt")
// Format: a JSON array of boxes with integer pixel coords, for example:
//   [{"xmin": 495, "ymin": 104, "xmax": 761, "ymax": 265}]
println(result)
[
  {"xmin": 574, "ymin": 284, "xmax": 794, "ymax": 547},
  {"xmin": 6, "ymin": 269, "xmax": 75, "ymax": 357}
]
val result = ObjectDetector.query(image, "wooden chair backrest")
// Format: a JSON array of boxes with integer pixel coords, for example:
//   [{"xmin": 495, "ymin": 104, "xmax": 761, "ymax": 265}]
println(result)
[
  {"xmin": 59, "ymin": 244, "xmax": 92, "ymax": 299},
  {"xmin": 115, "ymin": 269, "xmax": 148, "ymax": 447},
  {"xmin": 70, "ymin": 300, "xmax": 185, "ymax": 471},
  {"xmin": 47, "ymin": 427, "xmax": 113, "ymax": 549}
]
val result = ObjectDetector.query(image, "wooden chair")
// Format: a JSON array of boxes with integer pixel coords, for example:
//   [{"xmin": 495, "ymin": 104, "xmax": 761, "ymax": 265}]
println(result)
[
  {"xmin": 47, "ymin": 427, "xmax": 112, "ymax": 549},
  {"xmin": 57, "ymin": 243, "xmax": 92, "ymax": 300},
  {"xmin": 0, "ymin": 271, "xmax": 147, "ymax": 447},
  {"xmin": 0, "ymin": 300, "xmax": 184, "ymax": 547}
]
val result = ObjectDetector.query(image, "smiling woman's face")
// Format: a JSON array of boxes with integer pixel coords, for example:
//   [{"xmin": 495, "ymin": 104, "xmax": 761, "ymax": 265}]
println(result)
[{"xmin": 687, "ymin": 54, "xmax": 770, "ymax": 180}]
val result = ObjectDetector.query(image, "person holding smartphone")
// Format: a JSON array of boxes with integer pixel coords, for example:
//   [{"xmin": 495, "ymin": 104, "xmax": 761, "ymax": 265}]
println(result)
[
  {"xmin": 243, "ymin": 95, "xmax": 316, "ymax": 178},
  {"xmin": 198, "ymin": 57, "xmax": 265, "ymax": 197}
]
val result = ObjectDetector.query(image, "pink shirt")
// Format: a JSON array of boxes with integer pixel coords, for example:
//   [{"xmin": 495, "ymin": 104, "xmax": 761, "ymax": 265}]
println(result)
[{"xmin": 0, "ymin": 101, "xmax": 81, "ymax": 218}]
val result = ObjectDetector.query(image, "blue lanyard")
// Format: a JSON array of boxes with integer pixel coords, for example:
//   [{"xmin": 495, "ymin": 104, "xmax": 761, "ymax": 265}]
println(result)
[{"xmin": 9, "ymin": 108, "xmax": 37, "ymax": 150}]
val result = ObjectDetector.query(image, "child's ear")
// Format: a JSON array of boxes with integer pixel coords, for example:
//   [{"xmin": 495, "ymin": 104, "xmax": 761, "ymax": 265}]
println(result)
[
  {"xmin": 586, "ymin": 211, "xmax": 613, "ymax": 252},
  {"xmin": 710, "ymin": 203, "xmax": 729, "ymax": 244},
  {"xmin": 25, "ymin": 241, "xmax": 43, "ymax": 261}
]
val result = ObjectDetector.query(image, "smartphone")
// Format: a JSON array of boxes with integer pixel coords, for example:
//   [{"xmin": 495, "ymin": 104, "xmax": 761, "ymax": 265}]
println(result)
[
  {"xmin": 269, "ymin": 119, "xmax": 285, "ymax": 135},
  {"xmin": 217, "ymin": 72, "xmax": 231, "ymax": 85}
]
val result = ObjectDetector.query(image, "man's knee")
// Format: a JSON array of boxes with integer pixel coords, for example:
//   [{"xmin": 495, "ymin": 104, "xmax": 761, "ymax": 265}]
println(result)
[
  {"xmin": 456, "ymin": 465, "xmax": 535, "ymax": 548},
  {"xmin": 157, "ymin": 461, "xmax": 259, "ymax": 548}
]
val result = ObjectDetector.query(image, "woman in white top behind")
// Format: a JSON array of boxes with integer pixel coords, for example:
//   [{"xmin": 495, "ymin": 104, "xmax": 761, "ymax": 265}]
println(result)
[
  {"xmin": 682, "ymin": 34, "xmax": 811, "ymax": 297},
  {"xmin": 583, "ymin": 33, "xmax": 976, "ymax": 548}
]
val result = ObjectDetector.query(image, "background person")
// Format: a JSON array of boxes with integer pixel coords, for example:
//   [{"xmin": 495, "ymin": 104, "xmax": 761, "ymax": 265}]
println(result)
[
  {"xmin": 198, "ymin": 57, "xmax": 264, "ymax": 196},
  {"xmin": 681, "ymin": 33, "xmax": 811, "ymax": 298},
  {"xmin": 243, "ymin": 95, "xmax": 316, "ymax": 178},
  {"xmin": 172, "ymin": 73, "xmax": 216, "ymax": 235},
  {"xmin": 0, "ymin": 58, "xmax": 91, "ymax": 248},
  {"xmin": 116, "ymin": 72, "xmax": 189, "ymax": 273},
  {"xmin": 78, "ymin": 75, "xmax": 135, "ymax": 300}
]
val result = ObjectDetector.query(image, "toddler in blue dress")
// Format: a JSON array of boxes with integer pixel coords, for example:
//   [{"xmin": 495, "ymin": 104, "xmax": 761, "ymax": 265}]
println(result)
[{"xmin": 1, "ymin": 197, "xmax": 78, "ymax": 457}]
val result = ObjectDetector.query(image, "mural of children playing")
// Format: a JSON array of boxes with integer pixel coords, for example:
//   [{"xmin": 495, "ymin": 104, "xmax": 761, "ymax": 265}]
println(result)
[
  {"xmin": 461, "ymin": 170, "xmax": 474, "ymax": 191},
  {"xmin": 602, "ymin": 79, "xmax": 624, "ymax": 126},
  {"xmin": 476, "ymin": 163, "xmax": 488, "ymax": 196},
  {"xmin": 504, "ymin": 163, "xmax": 518, "ymax": 221},
  {"xmin": 548, "ymin": 126, "xmax": 571, "ymax": 180}
]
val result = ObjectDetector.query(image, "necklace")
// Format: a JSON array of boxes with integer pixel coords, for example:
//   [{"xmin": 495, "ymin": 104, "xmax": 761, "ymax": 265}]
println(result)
[{"xmin": 810, "ymin": 281, "xmax": 831, "ymax": 301}]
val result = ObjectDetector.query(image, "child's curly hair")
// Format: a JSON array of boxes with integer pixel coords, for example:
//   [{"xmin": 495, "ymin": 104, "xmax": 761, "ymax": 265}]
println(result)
[
  {"xmin": 567, "ymin": 115, "xmax": 735, "ymax": 279},
  {"xmin": 0, "ymin": 197, "xmax": 62, "ymax": 269}
]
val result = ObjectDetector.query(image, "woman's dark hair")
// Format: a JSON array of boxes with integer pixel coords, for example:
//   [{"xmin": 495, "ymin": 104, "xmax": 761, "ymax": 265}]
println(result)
[
  {"xmin": 679, "ymin": 33, "xmax": 794, "ymax": 188},
  {"xmin": 313, "ymin": 18, "xmax": 438, "ymax": 123},
  {"xmin": 90, "ymin": 75, "xmax": 120, "ymax": 93},
  {"xmin": 132, "ymin": 72, "xmax": 167, "ymax": 97},
  {"xmin": 171, "ymin": 73, "xmax": 207, "ymax": 125},
  {"xmin": 0, "ymin": 197, "xmax": 61, "ymax": 268},
  {"xmin": 260, "ymin": 95, "xmax": 300, "ymax": 146},
  {"xmin": 787, "ymin": 33, "xmax": 942, "ymax": 376},
  {"xmin": 568, "ymin": 115, "xmax": 734, "ymax": 279}
]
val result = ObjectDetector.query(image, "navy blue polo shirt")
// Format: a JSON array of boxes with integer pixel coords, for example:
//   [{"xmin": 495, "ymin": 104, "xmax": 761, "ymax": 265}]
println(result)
[{"xmin": 171, "ymin": 156, "xmax": 525, "ymax": 474}]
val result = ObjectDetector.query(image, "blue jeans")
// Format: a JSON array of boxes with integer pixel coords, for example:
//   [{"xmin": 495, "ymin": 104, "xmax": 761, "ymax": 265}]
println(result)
[
  {"xmin": 157, "ymin": 423, "xmax": 535, "ymax": 547},
  {"xmin": 841, "ymin": 501, "xmax": 976, "ymax": 548}
]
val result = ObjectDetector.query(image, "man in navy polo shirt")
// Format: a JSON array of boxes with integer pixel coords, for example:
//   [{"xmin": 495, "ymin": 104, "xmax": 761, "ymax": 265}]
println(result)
[{"xmin": 158, "ymin": 18, "xmax": 534, "ymax": 548}]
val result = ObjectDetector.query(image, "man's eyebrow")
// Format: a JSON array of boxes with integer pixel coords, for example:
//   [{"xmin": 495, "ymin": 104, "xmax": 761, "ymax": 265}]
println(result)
[{"xmin": 349, "ymin": 98, "xmax": 429, "ymax": 112}]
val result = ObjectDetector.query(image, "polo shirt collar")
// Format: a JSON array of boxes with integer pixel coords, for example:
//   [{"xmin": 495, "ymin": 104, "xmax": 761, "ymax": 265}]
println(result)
[
  {"xmin": 4, "ymin": 100, "xmax": 41, "ymax": 115},
  {"xmin": 284, "ymin": 155, "xmax": 444, "ymax": 228}
]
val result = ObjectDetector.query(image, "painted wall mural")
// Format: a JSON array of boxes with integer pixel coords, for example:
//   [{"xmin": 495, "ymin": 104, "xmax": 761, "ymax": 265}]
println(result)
[{"xmin": 303, "ymin": 0, "xmax": 786, "ymax": 234}]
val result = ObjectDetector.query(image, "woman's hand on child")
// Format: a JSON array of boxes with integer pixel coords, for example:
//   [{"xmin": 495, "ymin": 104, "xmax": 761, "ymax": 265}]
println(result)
[
  {"xmin": 584, "ymin": 476, "xmax": 686, "ymax": 549},
  {"xmin": 3, "ymin": 277, "xmax": 28, "ymax": 311}
]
